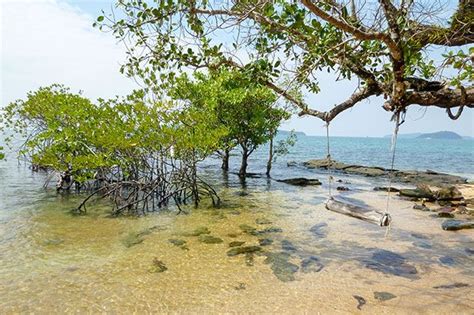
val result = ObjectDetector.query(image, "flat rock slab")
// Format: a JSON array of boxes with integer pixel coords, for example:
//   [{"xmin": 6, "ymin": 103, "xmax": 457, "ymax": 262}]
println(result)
[
  {"xmin": 441, "ymin": 220, "xmax": 474, "ymax": 231},
  {"xmin": 303, "ymin": 159, "xmax": 466, "ymax": 186}
]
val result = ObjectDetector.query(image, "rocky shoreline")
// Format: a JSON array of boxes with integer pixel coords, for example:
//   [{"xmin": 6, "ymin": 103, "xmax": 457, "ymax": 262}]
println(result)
[
  {"xmin": 300, "ymin": 158, "xmax": 467, "ymax": 186},
  {"xmin": 286, "ymin": 159, "xmax": 474, "ymax": 230}
]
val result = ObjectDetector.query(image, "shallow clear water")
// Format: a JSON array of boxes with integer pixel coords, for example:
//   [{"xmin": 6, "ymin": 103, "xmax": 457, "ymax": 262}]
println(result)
[{"xmin": 0, "ymin": 137, "xmax": 473, "ymax": 313}]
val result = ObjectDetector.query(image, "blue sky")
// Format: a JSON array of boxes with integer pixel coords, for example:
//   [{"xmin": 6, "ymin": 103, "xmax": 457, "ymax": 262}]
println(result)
[{"xmin": 1, "ymin": 0, "xmax": 473, "ymax": 137}]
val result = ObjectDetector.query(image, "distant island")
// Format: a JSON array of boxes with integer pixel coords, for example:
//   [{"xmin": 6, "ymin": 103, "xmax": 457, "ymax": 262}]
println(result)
[
  {"xmin": 385, "ymin": 131, "xmax": 468, "ymax": 140},
  {"xmin": 416, "ymin": 131, "xmax": 463, "ymax": 140},
  {"xmin": 278, "ymin": 129, "xmax": 306, "ymax": 137}
]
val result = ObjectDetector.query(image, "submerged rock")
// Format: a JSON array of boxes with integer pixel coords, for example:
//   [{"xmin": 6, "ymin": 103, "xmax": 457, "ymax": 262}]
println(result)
[
  {"xmin": 336, "ymin": 186, "xmax": 350, "ymax": 191},
  {"xmin": 439, "ymin": 256, "xmax": 455, "ymax": 266},
  {"xmin": 309, "ymin": 222, "xmax": 328, "ymax": 238},
  {"xmin": 258, "ymin": 238, "xmax": 273, "ymax": 246},
  {"xmin": 412, "ymin": 240, "xmax": 432, "ymax": 249},
  {"xmin": 149, "ymin": 258, "xmax": 167, "ymax": 273},
  {"xmin": 276, "ymin": 178, "xmax": 322, "ymax": 186},
  {"xmin": 259, "ymin": 227, "xmax": 283, "ymax": 234},
  {"xmin": 122, "ymin": 233, "xmax": 144, "ymax": 248},
  {"xmin": 437, "ymin": 207, "xmax": 456, "ymax": 218},
  {"xmin": 182, "ymin": 226, "xmax": 211, "ymax": 237},
  {"xmin": 301, "ymin": 256, "xmax": 323, "ymax": 273},
  {"xmin": 198, "ymin": 235, "xmax": 224, "ymax": 244},
  {"xmin": 240, "ymin": 224, "xmax": 283, "ymax": 236},
  {"xmin": 413, "ymin": 204, "xmax": 431, "ymax": 211},
  {"xmin": 239, "ymin": 224, "xmax": 257, "ymax": 235},
  {"xmin": 229, "ymin": 241, "xmax": 246, "ymax": 247},
  {"xmin": 353, "ymin": 295, "xmax": 366, "ymax": 310},
  {"xmin": 411, "ymin": 233, "xmax": 429, "ymax": 239},
  {"xmin": 227, "ymin": 246, "xmax": 262, "ymax": 257},
  {"xmin": 264, "ymin": 252, "xmax": 299, "ymax": 282},
  {"xmin": 364, "ymin": 249, "xmax": 418, "ymax": 279},
  {"xmin": 256, "ymin": 218, "xmax": 272, "ymax": 225},
  {"xmin": 281, "ymin": 240, "xmax": 297, "ymax": 252},
  {"xmin": 374, "ymin": 291, "xmax": 397, "ymax": 301},
  {"xmin": 465, "ymin": 248, "xmax": 474, "ymax": 255},
  {"xmin": 441, "ymin": 220, "xmax": 474, "ymax": 231},
  {"xmin": 433, "ymin": 282, "xmax": 469, "ymax": 289}
]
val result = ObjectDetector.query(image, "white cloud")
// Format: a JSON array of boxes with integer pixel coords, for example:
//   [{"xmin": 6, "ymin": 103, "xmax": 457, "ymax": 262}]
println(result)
[{"xmin": 0, "ymin": 0, "xmax": 137, "ymax": 106}]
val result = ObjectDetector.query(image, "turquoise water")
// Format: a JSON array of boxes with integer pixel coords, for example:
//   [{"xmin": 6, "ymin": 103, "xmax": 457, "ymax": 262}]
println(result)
[
  {"xmin": 0, "ymin": 136, "xmax": 473, "ymax": 313},
  {"xmin": 235, "ymin": 135, "xmax": 474, "ymax": 180}
]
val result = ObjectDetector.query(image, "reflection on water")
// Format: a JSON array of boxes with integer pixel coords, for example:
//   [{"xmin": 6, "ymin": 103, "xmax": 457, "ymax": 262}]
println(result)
[{"xmin": 0, "ymin": 165, "xmax": 473, "ymax": 313}]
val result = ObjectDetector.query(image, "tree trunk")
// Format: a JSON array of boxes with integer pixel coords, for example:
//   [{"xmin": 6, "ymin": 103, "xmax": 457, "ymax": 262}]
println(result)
[
  {"xmin": 266, "ymin": 136, "xmax": 274, "ymax": 177},
  {"xmin": 221, "ymin": 148, "xmax": 230, "ymax": 171},
  {"xmin": 239, "ymin": 146, "xmax": 248, "ymax": 177}
]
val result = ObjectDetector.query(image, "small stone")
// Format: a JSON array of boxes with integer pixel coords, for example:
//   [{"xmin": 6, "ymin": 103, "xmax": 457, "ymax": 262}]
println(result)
[
  {"xmin": 413, "ymin": 204, "xmax": 430, "ymax": 211},
  {"xmin": 245, "ymin": 253, "xmax": 254, "ymax": 266},
  {"xmin": 336, "ymin": 186, "xmax": 350, "ymax": 191},
  {"xmin": 235, "ymin": 283, "xmax": 247, "ymax": 290},
  {"xmin": 353, "ymin": 295, "xmax": 366, "ymax": 310},
  {"xmin": 198, "ymin": 235, "xmax": 223, "ymax": 244},
  {"xmin": 258, "ymin": 238, "xmax": 273, "ymax": 246},
  {"xmin": 227, "ymin": 233, "xmax": 239, "ymax": 238},
  {"xmin": 465, "ymin": 248, "xmax": 474, "ymax": 255},
  {"xmin": 374, "ymin": 291, "xmax": 397, "ymax": 301},
  {"xmin": 227, "ymin": 246, "xmax": 262, "ymax": 257},
  {"xmin": 229, "ymin": 241, "xmax": 246, "ymax": 247},
  {"xmin": 437, "ymin": 207, "xmax": 456, "ymax": 218},
  {"xmin": 149, "ymin": 258, "xmax": 167, "ymax": 273}
]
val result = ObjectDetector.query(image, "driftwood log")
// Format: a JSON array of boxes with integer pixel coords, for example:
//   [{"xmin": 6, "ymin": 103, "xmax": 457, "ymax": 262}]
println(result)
[{"xmin": 325, "ymin": 197, "xmax": 391, "ymax": 227}]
